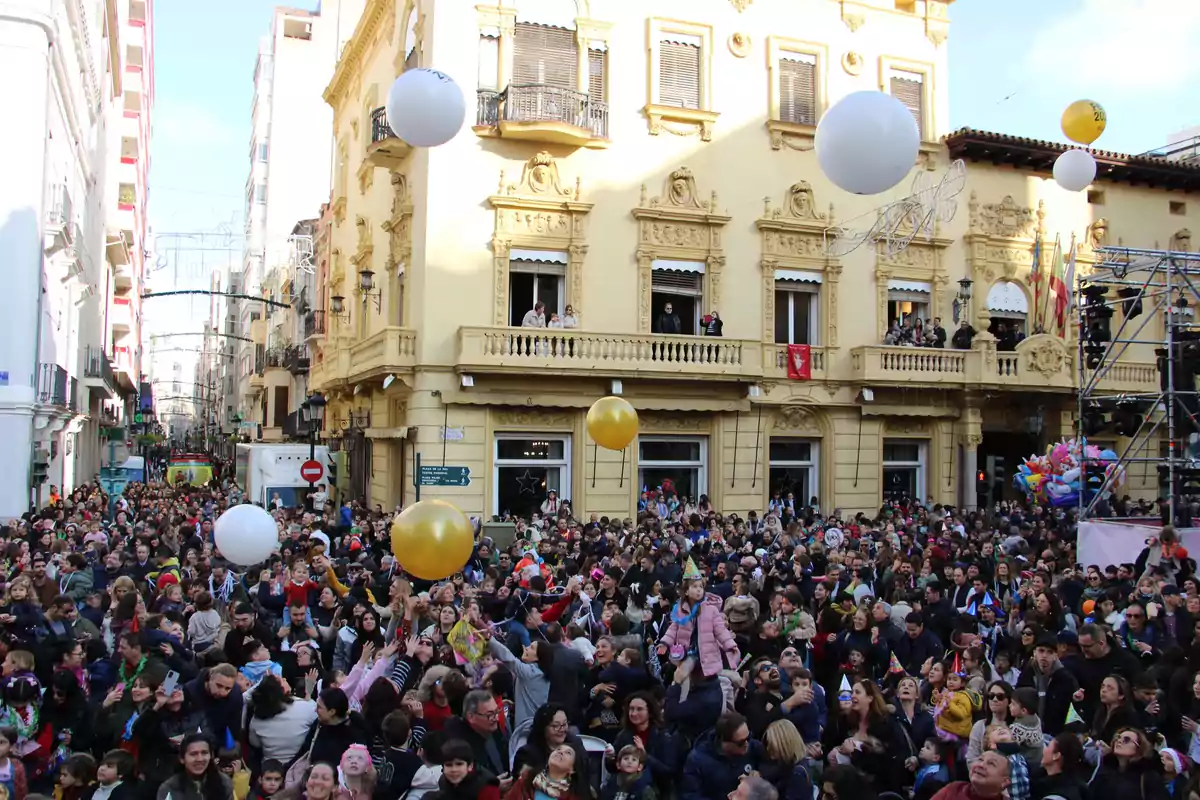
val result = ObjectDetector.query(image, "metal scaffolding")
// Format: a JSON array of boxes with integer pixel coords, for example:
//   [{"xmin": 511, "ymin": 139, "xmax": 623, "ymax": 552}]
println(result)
[{"xmin": 1076, "ymin": 245, "xmax": 1200, "ymax": 521}]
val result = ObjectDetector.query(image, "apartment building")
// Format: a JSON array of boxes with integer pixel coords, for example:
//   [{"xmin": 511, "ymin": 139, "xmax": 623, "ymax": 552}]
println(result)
[{"xmin": 0, "ymin": 0, "xmax": 154, "ymax": 516}]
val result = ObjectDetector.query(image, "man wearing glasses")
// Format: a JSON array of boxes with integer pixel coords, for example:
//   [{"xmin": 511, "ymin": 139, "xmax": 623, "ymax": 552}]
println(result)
[
  {"xmin": 444, "ymin": 689, "xmax": 512, "ymax": 789},
  {"xmin": 681, "ymin": 712, "xmax": 764, "ymax": 800}
]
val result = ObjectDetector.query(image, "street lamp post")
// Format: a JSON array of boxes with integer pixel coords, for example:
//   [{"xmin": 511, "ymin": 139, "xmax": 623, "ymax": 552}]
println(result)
[{"xmin": 299, "ymin": 392, "xmax": 326, "ymax": 507}]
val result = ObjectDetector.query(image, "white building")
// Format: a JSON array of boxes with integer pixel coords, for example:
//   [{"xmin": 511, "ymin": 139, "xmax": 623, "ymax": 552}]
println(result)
[
  {"xmin": 0, "ymin": 0, "xmax": 153, "ymax": 518},
  {"xmin": 227, "ymin": 0, "xmax": 364, "ymax": 434}
]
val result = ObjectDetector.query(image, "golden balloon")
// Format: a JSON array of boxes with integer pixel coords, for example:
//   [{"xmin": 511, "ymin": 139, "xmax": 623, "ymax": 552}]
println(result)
[
  {"xmin": 1061, "ymin": 99, "xmax": 1106, "ymax": 146},
  {"xmin": 587, "ymin": 396, "xmax": 639, "ymax": 450},
  {"xmin": 389, "ymin": 499, "xmax": 476, "ymax": 580}
]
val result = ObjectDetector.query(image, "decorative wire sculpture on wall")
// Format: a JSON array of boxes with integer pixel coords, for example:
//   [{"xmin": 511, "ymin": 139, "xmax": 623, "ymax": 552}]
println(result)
[{"xmin": 823, "ymin": 159, "xmax": 967, "ymax": 257}]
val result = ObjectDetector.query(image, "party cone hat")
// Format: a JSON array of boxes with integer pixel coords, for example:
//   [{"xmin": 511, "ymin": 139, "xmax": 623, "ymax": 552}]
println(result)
[
  {"xmin": 682, "ymin": 557, "xmax": 702, "ymax": 582},
  {"xmin": 966, "ymin": 601, "xmax": 978, "ymax": 616},
  {"xmin": 888, "ymin": 652, "xmax": 905, "ymax": 675},
  {"xmin": 1065, "ymin": 703, "xmax": 1084, "ymax": 727},
  {"xmin": 982, "ymin": 592, "xmax": 995, "ymax": 607},
  {"xmin": 837, "ymin": 674, "xmax": 852, "ymax": 701},
  {"xmin": 952, "ymin": 652, "xmax": 965, "ymax": 675}
]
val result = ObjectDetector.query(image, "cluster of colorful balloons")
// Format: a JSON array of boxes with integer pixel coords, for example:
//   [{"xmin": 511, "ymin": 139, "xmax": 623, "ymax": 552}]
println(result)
[
  {"xmin": 1013, "ymin": 437, "xmax": 1126, "ymax": 508},
  {"xmin": 1054, "ymin": 100, "xmax": 1107, "ymax": 193}
]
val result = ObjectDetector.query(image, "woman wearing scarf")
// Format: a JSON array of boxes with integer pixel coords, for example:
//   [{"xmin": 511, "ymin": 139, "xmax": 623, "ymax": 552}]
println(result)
[{"xmin": 505, "ymin": 741, "xmax": 589, "ymax": 800}]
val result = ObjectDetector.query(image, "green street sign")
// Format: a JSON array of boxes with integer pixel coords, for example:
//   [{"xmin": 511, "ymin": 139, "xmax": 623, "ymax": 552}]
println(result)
[
  {"xmin": 134, "ymin": 413, "xmax": 143, "ymax": 424},
  {"xmin": 418, "ymin": 466, "xmax": 471, "ymax": 487}
]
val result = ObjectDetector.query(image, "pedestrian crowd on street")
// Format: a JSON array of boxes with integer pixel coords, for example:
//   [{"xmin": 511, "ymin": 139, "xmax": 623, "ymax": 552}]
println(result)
[{"xmin": 1, "ymin": 470, "xmax": 1197, "ymax": 800}]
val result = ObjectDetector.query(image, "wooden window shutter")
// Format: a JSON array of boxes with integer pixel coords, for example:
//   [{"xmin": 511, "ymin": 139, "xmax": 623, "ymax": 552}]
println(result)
[
  {"xmin": 890, "ymin": 75, "xmax": 924, "ymax": 138},
  {"xmin": 778, "ymin": 57, "xmax": 816, "ymax": 124},
  {"xmin": 588, "ymin": 48, "xmax": 606, "ymax": 102},
  {"xmin": 512, "ymin": 22, "xmax": 578, "ymax": 89},
  {"xmin": 659, "ymin": 40, "xmax": 701, "ymax": 109}
]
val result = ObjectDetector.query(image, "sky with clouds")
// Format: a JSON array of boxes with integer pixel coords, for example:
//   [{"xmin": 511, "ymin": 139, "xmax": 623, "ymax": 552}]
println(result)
[{"xmin": 144, "ymin": 0, "xmax": 1193, "ymax": 326}]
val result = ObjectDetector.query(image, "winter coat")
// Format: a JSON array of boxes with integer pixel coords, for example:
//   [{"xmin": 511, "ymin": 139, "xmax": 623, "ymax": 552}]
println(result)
[
  {"xmin": 426, "ymin": 769, "xmax": 502, "ymax": 800},
  {"xmin": 183, "ymin": 670, "xmax": 245, "ymax": 744},
  {"xmin": 659, "ymin": 594, "xmax": 740, "ymax": 678},
  {"xmin": 611, "ymin": 726, "xmax": 676, "ymax": 788},
  {"xmin": 758, "ymin": 758, "xmax": 813, "ymax": 800},
  {"xmin": 155, "ymin": 772, "xmax": 234, "ymax": 800},
  {"xmin": 1093, "ymin": 755, "xmax": 1170, "ymax": 800},
  {"xmin": 680, "ymin": 730, "xmax": 765, "ymax": 800},
  {"xmin": 1017, "ymin": 660, "xmax": 1080, "ymax": 735}
]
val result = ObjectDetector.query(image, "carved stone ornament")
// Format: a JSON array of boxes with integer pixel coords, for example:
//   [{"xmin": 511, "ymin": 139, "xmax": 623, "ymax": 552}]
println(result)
[
  {"xmin": 766, "ymin": 181, "xmax": 828, "ymax": 223},
  {"xmin": 381, "ymin": 173, "xmax": 413, "ymax": 274},
  {"xmin": 842, "ymin": 51, "xmax": 864, "ymax": 76},
  {"xmin": 499, "ymin": 151, "xmax": 581, "ymax": 201},
  {"xmin": 1173, "ymin": 228, "xmax": 1193, "ymax": 252},
  {"xmin": 649, "ymin": 167, "xmax": 709, "ymax": 211},
  {"xmin": 885, "ymin": 418, "xmax": 930, "ymax": 435},
  {"xmin": 350, "ymin": 215, "xmax": 373, "ymax": 267},
  {"xmin": 1087, "ymin": 218, "xmax": 1109, "ymax": 252},
  {"xmin": 638, "ymin": 412, "xmax": 708, "ymax": 432},
  {"xmin": 775, "ymin": 405, "xmax": 820, "ymax": 431},
  {"xmin": 493, "ymin": 408, "xmax": 574, "ymax": 428},
  {"xmin": 1025, "ymin": 339, "xmax": 1068, "ymax": 377},
  {"xmin": 729, "ymin": 0, "xmax": 752, "ymax": 10},
  {"xmin": 970, "ymin": 194, "xmax": 1037, "ymax": 240},
  {"xmin": 728, "ymin": 32, "xmax": 751, "ymax": 58}
]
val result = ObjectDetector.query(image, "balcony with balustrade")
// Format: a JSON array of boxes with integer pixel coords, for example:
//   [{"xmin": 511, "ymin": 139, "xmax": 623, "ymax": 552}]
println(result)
[
  {"xmin": 112, "ymin": 346, "xmax": 137, "ymax": 393},
  {"xmin": 364, "ymin": 107, "xmax": 412, "ymax": 168},
  {"xmin": 457, "ymin": 327, "xmax": 761, "ymax": 381},
  {"xmin": 36, "ymin": 363, "xmax": 70, "ymax": 409},
  {"xmin": 82, "ymin": 345, "xmax": 117, "ymax": 399},
  {"xmin": 346, "ymin": 327, "xmax": 417, "ymax": 384},
  {"xmin": 304, "ymin": 310, "xmax": 326, "ymax": 341},
  {"xmin": 475, "ymin": 84, "xmax": 610, "ymax": 148}
]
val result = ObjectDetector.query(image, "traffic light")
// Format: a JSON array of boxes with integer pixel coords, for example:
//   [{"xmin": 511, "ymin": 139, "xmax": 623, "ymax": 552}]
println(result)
[{"xmin": 31, "ymin": 448, "xmax": 49, "ymax": 486}]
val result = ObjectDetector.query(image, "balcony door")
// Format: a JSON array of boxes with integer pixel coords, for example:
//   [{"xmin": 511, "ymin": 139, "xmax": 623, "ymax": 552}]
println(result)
[{"xmin": 508, "ymin": 251, "xmax": 566, "ymax": 326}]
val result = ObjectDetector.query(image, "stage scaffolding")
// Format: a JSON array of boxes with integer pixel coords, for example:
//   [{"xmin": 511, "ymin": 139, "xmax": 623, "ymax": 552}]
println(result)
[{"xmin": 1076, "ymin": 245, "xmax": 1200, "ymax": 522}]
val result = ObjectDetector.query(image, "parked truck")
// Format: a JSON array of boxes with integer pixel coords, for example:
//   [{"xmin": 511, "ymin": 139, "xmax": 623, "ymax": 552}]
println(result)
[{"xmin": 235, "ymin": 443, "xmax": 332, "ymax": 508}]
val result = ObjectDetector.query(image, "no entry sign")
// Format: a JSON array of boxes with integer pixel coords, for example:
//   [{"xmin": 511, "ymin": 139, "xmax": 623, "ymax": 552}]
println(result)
[{"xmin": 300, "ymin": 459, "xmax": 324, "ymax": 483}]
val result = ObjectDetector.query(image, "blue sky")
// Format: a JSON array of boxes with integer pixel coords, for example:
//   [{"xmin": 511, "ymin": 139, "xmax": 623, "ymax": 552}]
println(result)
[{"xmin": 145, "ymin": 0, "xmax": 1195, "ymax": 305}]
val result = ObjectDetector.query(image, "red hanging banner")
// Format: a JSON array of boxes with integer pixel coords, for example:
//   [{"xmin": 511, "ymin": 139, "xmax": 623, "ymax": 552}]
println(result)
[{"xmin": 786, "ymin": 344, "xmax": 811, "ymax": 381}]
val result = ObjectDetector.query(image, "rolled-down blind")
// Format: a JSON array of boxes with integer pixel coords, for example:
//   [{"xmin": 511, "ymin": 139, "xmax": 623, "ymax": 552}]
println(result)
[
  {"xmin": 659, "ymin": 40, "xmax": 701, "ymax": 108},
  {"xmin": 513, "ymin": 22, "xmax": 578, "ymax": 89},
  {"xmin": 890, "ymin": 75, "xmax": 924, "ymax": 138},
  {"xmin": 588, "ymin": 49, "xmax": 606, "ymax": 102},
  {"xmin": 779, "ymin": 58, "xmax": 816, "ymax": 124},
  {"xmin": 651, "ymin": 271, "xmax": 702, "ymax": 293}
]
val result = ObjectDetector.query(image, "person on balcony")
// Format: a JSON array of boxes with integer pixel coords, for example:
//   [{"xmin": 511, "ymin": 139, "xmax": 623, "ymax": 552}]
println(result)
[
  {"xmin": 704, "ymin": 311, "xmax": 723, "ymax": 337},
  {"xmin": 952, "ymin": 320, "xmax": 977, "ymax": 350},
  {"xmin": 561, "ymin": 305, "xmax": 579, "ymax": 329},
  {"xmin": 522, "ymin": 301, "xmax": 546, "ymax": 328},
  {"xmin": 655, "ymin": 303, "xmax": 682, "ymax": 335},
  {"xmin": 931, "ymin": 317, "xmax": 948, "ymax": 348}
]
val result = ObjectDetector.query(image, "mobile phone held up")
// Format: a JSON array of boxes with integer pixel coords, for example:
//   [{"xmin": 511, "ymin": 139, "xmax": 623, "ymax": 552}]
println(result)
[{"xmin": 161, "ymin": 669, "xmax": 180, "ymax": 697}]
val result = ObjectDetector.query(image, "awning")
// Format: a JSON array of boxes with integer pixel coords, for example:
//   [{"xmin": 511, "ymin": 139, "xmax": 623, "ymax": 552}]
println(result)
[
  {"xmin": 651, "ymin": 259, "xmax": 705, "ymax": 273},
  {"xmin": 510, "ymin": 249, "xmax": 568, "ymax": 264},
  {"xmin": 987, "ymin": 281, "xmax": 1028, "ymax": 314},
  {"xmin": 775, "ymin": 268, "xmax": 822, "ymax": 284},
  {"xmin": 661, "ymin": 33, "xmax": 702, "ymax": 47},
  {"xmin": 887, "ymin": 279, "xmax": 932, "ymax": 293}
]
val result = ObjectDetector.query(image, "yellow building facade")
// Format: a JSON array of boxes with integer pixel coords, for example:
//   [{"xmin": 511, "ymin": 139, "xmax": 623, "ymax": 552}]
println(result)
[{"xmin": 307, "ymin": 0, "xmax": 1197, "ymax": 519}]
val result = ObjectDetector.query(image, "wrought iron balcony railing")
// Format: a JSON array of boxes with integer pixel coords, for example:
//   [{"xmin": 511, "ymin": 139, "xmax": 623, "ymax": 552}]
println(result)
[
  {"xmin": 477, "ymin": 84, "xmax": 609, "ymax": 139},
  {"xmin": 37, "ymin": 363, "xmax": 70, "ymax": 407},
  {"xmin": 304, "ymin": 310, "xmax": 326, "ymax": 338}
]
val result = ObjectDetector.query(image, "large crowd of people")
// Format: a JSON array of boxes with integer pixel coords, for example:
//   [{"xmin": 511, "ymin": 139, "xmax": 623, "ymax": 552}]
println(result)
[{"xmin": 0, "ymin": 470, "xmax": 1194, "ymax": 800}]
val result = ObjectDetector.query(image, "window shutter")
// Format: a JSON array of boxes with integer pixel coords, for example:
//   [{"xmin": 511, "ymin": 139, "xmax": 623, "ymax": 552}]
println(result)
[
  {"xmin": 478, "ymin": 34, "xmax": 499, "ymax": 90},
  {"xmin": 588, "ymin": 48, "xmax": 606, "ymax": 102},
  {"xmin": 513, "ymin": 22, "xmax": 578, "ymax": 89},
  {"xmin": 778, "ymin": 58, "xmax": 816, "ymax": 124},
  {"xmin": 890, "ymin": 75, "xmax": 924, "ymax": 138},
  {"xmin": 651, "ymin": 271, "xmax": 702, "ymax": 293},
  {"xmin": 659, "ymin": 40, "xmax": 701, "ymax": 108}
]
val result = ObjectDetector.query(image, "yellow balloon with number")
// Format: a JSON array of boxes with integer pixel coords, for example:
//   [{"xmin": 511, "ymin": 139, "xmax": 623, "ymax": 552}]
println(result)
[
  {"xmin": 390, "ymin": 499, "xmax": 476, "ymax": 580},
  {"xmin": 1061, "ymin": 100, "xmax": 1106, "ymax": 145},
  {"xmin": 586, "ymin": 396, "xmax": 639, "ymax": 451}
]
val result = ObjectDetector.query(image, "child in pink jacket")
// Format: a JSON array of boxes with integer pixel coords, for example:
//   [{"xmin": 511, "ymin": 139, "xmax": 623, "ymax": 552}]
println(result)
[{"xmin": 657, "ymin": 568, "xmax": 740, "ymax": 700}]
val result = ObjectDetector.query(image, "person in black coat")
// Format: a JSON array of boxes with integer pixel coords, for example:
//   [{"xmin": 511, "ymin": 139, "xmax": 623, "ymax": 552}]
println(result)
[
  {"xmin": 544, "ymin": 623, "xmax": 592, "ymax": 726},
  {"xmin": 183, "ymin": 665, "xmax": 245, "ymax": 745},
  {"xmin": 920, "ymin": 583, "xmax": 956, "ymax": 647},
  {"xmin": 301, "ymin": 686, "xmax": 370, "ymax": 770},
  {"xmin": 1068, "ymin": 624, "xmax": 1143, "ymax": 724},
  {"xmin": 893, "ymin": 612, "xmax": 944, "ymax": 677},
  {"xmin": 441, "ymin": 690, "xmax": 511, "ymax": 779},
  {"xmin": 1017, "ymin": 634, "xmax": 1081, "ymax": 736}
]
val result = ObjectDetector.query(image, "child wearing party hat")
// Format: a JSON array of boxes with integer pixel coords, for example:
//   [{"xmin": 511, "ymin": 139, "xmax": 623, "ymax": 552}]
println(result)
[
  {"xmin": 932, "ymin": 656, "xmax": 983, "ymax": 748},
  {"xmin": 656, "ymin": 557, "xmax": 740, "ymax": 701}
]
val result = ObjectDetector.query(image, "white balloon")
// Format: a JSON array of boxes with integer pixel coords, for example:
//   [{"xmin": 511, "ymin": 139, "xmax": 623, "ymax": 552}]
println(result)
[
  {"xmin": 1053, "ymin": 148, "xmax": 1097, "ymax": 192},
  {"xmin": 815, "ymin": 91, "xmax": 921, "ymax": 195},
  {"xmin": 385, "ymin": 68, "xmax": 466, "ymax": 148},
  {"xmin": 214, "ymin": 503, "xmax": 279, "ymax": 566}
]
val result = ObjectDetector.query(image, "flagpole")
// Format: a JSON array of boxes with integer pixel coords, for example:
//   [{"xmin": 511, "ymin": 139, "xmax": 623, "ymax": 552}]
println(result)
[
  {"xmin": 1031, "ymin": 234, "xmax": 1043, "ymax": 334},
  {"xmin": 1040, "ymin": 234, "xmax": 1060, "ymax": 334},
  {"xmin": 1060, "ymin": 233, "xmax": 1077, "ymax": 337}
]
